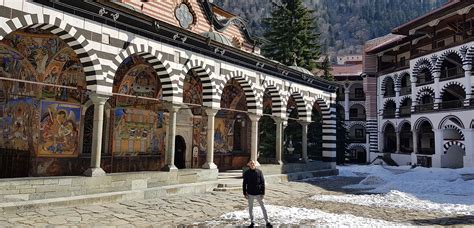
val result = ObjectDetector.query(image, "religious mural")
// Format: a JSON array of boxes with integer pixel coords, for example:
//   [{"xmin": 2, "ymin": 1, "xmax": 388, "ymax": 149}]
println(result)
[
  {"xmin": 1, "ymin": 98, "xmax": 39, "ymax": 151},
  {"xmin": 263, "ymin": 90, "xmax": 272, "ymax": 115},
  {"xmin": 183, "ymin": 69, "xmax": 203, "ymax": 115},
  {"xmin": 112, "ymin": 108, "xmax": 167, "ymax": 156}
]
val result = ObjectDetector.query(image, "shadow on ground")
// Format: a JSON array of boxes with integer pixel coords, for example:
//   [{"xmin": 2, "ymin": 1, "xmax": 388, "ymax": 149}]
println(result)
[{"xmin": 410, "ymin": 215, "xmax": 474, "ymax": 226}]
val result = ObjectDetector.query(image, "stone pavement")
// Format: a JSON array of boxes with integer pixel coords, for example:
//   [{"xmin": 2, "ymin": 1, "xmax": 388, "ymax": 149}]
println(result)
[{"xmin": 0, "ymin": 176, "xmax": 473, "ymax": 227}]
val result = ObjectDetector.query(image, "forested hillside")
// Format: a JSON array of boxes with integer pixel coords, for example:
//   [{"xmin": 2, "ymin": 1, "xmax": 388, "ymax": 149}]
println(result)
[{"xmin": 214, "ymin": 0, "xmax": 446, "ymax": 55}]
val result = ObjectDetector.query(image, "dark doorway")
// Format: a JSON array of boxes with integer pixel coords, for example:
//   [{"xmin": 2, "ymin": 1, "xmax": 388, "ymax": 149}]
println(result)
[{"xmin": 175, "ymin": 136, "xmax": 186, "ymax": 169}]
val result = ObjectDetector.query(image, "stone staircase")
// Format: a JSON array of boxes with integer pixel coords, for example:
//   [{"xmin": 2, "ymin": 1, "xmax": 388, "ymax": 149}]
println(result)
[{"xmin": 213, "ymin": 170, "xmax": 243, "ymax": 192}]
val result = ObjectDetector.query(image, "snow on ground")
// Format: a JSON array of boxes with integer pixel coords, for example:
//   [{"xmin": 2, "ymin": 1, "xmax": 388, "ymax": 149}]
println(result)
[
  {"xmin": 311, "ymin": 165, "xmax": 474, "ymax": 215},
  {"xmin": 203, "ymin": 205, "xmax": 409, "ymax": 227}
]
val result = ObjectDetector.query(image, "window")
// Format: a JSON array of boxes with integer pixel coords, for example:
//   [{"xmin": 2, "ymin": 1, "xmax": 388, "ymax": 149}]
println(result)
[
  {"xmin": 400, "ymin": 57, "xmax": 406, "ymax": 67},
  {"xmin": 350, "ymin": 108, "xmax": 358, "ymax": 117},
  {"xmin": 355, "ymin": 129, "xmax": 364, "ymax": 138},
  {"xmin": 355, "ymin": 88, "xmax": 364, "ymax": 98}
]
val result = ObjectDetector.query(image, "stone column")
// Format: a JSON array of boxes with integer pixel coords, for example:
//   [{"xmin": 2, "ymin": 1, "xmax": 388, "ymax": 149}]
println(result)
[
  {"xmin": 249, "ymin": 114, "xmax": 261, "ymax": 166},
  {"xmin": 272, "ymin": 117, "xmax": 284, "ymax": 165},
  {"xmin": 464, "ymin": 65, "xmax": 472, "ymax": 107},
  {"xmin": 411, "ymin": 76, "xmax": 417, "ymax": 113},
  {"xmin": 203, "ymin": 108, "xmax": 218, "ymax": 169},
  {"xmin": 462, "ymin": 129, "xmax": 474, "ymax": 168},
  {"xmin": 396, "ymin": 130, "xmax": 401, "ymax": 153},
  {"xmin": 344, "ymin": 90, "xmax": 350, "ymax": 121},
  {"xmin": 163, "ymin": 104, "xmax": 180, "ymax": 171},
  {"xmin": 84, "ymin": 94, "xmax": 109, "ymax": 177},
  {"xmin": 301, "ymin": 121, "xmax": 309, "ymax": 163},
  {"xmin": 379, "ymin": 131, "xmax": 384, "ymax": 153},
  {"xmin": 432, "ymin": 129, "xmax": 444, "ymax": 168},
  {"xmin": 395, "ymin": 88, "xmax": 400, "ymax": 118},
  {"xmin": 412, "ymin": 130, "xmax": 418, "ymax": 154},
  {"xmin": 433, "ymin": 72, "xmax": 441, "ymax": 110}
]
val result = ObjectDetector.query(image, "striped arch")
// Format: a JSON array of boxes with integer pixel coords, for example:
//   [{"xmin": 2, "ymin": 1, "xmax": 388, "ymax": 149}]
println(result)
[
  {"xmin": 312, "ymin": 96, "xmax": 336, "ymax": 163},
  {"xmin": 439, "ymin": 81, "xmax": 466, "ymax": 98},
  {"xmin": 218, "ymin": 70, "xmax": 260, "ymax": 114},
  {"xmin": 399, "ymin": 96, "xmax": 412, "ymax": 106},
  {"xmin": 414, "ymin": 117, "xmax": 433, "ymax": 131},
  {"xmin": 380, "ymin": 75, "xmax": 395, "ymax": 93},
  {"xmin": 412, "ymin": 58, "xmax": 433, "ymax": 78},
  {"xmin": 415, "ymin": 86, "xmax": 435, "ymax": 103},
  {"xmin": 106, "ymin": 44, "xmax": 177, "ymax": 102},
  {"xmin": 346, "ymin": 121, "xmax": 366, "ymax": 129},
  {"xmin": 262, "ymin": 80, "xmax": 285, "ymax": 118},
  {"xmin": 178, "ymin": 59, "xmax": 219, "ymax": 108},
  {"xmin": 381, "ymin": 120, "xmax": 395, "ymax": 132},
  {"xmin": 383, "ymin": 98, "xmax": 396, "ymax": 109},
  {"xmin": 397, "ymin": 120, "xmax": 411, "ymax": 133},
  {"xmin": 347, "ymin": 144, "xmax": 367, "ymax": 152},
  {"xmin": 439, "ymin": 114, "xmax": 465, "ymax": 129},
  {"xmin": 396, "ymin": 71, "xmax": 410, "ymax": 89},
  {"xmin": 465, "ymin": 45, "xmax": 474, "ymax": 68},
  {"xmin": 0, "ymin": 14, "xmax": 102, "ymax": 90},
  {"xmin": 287, "ymin": 87, "xmax": 310, "ymax": 121},
  {"xmin": 433, "ymin": 49, "xmax": 465, "ymax": 73},
  {"xmin": 443, "ymin": 141, "xmax": 465, "ymax": 153},
  {"xmin": 443, "ymin": 124, "xmax": 465, "ymax": 140}
]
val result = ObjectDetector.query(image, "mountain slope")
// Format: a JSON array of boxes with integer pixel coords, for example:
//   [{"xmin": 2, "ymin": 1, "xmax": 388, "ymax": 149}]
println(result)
[{"xmin": 214, "ymin": 0, "xmax": 446, "ymax": 55}]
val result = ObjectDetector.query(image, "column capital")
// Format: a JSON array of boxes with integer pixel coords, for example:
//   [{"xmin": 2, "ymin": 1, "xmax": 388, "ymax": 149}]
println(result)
[
  {"xmin": 204, "ymin": 108, "xmax": 219, "ymax": 117},
  {"xmin": 463, "ymin": 65, "xmax": 472, "ymax": 71},
  {"xmin": 165, "ymin": 103, "xmax": 181, "ymax": 113},
  {"xmin": 248, "ymin": 113, "xmax": 261, "ymax": 122},
  {"xmin": 89, "ymin": 93, "xmax": 110, "ymax": 105},
  {"xmin": 271, "ymin": 116, "xmax": 285, "ymax": 123},
  {"xmin": 299, "ymin": 120, "xmax": 310, "ymax": 127}
]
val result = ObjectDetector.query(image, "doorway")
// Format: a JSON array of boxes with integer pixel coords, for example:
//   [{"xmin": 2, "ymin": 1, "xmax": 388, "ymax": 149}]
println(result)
[{"xmin": 175, "ymin": 135, "xmax": 186, "ymax": 169}]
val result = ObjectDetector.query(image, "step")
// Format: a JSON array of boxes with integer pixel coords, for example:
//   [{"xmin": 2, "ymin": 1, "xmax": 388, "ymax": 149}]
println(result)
[
  {"xmin": 217, "ymin": 183, "xmax": 241, "ymax": 188},
  {"xmin": 213, "ymin": 187, "xmax": 242, "ymax": 192}
]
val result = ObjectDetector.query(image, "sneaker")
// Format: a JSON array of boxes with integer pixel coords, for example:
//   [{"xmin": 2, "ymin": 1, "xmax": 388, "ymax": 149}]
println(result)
[
  {"xmin": 248, "ymin": 222, "xmax": 255, "ymax": 227},
  {"xmin": 266, "ymin": 222, "xmax": 273, "ymax": 227}
]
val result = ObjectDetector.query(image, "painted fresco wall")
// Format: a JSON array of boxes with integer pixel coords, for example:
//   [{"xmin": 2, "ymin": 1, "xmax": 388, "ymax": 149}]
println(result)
[{"xmin": 0, "ymin": 29, "xmax": 87, "ymax": 177}]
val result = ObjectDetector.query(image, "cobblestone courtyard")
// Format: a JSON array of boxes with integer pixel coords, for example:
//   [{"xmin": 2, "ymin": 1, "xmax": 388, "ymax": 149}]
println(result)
[{"xmin": 1, "ymin": 176, "xmax": 473, "ymax": 227}]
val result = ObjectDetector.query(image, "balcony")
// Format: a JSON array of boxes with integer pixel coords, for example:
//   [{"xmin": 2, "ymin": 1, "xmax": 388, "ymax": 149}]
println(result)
[
  {"xmin": 383, "ymin": 110, "xmax": 396, "ymax": 119},
  {"xmin": 383, "ymin": 91, "xmax": 396, "ymax": 98},
  {"xmin": 349, "ymin": 138, "xmax": 366, "ymax": 143},
  {"xmin": 440, "ymin": 66, "xmax": 464, "ymax": 82},
  {"xmin": 399, "ymin": 107, "xmax": 411, "ymax": 117},
  {"xmin": 399, "ymin": 87, "xmax": 411, "ymax": 96},
  {"xmin": 416, "ymin": 79, "xmax": 434, "ymax": 86},
  {"xmin": 440, "ymin": 100, "xmax": 464, "ymax": 110},
  {"xmin": 415, "ymin": 103, "xmax": 434, "ymax": 113},
  {"xmin": 349, "ymin": 93, "xmax": 366, "ymax": 101},
  {"xmin": 349, "ymin": 116, "xmax": 366, "ymax": 121}
]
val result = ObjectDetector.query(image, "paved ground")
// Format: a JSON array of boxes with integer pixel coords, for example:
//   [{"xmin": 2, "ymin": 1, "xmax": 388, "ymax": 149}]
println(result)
[{"xmin": 1, "ymin": 176, "xmax": 473, "ymax": 227}]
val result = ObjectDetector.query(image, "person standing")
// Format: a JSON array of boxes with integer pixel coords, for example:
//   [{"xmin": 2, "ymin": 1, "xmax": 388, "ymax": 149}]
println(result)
[{"xmin": 243, "ymin": 160, "xmax": 272, "ymax": 227}]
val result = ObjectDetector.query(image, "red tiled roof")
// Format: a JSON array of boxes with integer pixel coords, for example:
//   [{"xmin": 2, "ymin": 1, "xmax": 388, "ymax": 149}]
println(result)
[{"xmin": 332, "ymin": 64, "xmax": 363, "ymax": 77}]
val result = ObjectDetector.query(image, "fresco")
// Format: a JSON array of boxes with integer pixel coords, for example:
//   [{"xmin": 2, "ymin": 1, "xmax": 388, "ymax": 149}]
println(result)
[
  {"xmin": 183, "ymin": 69, "xmax": 203, "ymax": 115},
  {"xmin": 263, "ymin": 90, "xmax": 272, "ymax": 114},
  {"xmin": 1, "ymin": 98, "xmax": 39, "ymax": 151},
  {"xmin": 39, "ymin": 101, "xmax": 81, "ymax": 157},
  {"xmin": 112, "ymin": 108, "xmax": 166, "ymax": 156},
  {"xmin": 113, "ymin": 54, "xmax": 163, "ymax": 110},
  {"xmin": 0, "ymin": 28, "xmax": 86, "ymax": 102}
]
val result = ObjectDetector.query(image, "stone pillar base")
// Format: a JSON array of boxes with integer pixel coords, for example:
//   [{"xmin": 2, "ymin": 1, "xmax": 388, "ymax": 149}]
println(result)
[
  {"xmin": 162, "ymin": 165, "xmax": 178, "ymax": 172},
  {"xmin": 202, "ymin": 162, "xmax": 218, "ymax": 169},
  {"xmin": 83, "ymin": 168, "xmax": 106, "ymax": 177}
]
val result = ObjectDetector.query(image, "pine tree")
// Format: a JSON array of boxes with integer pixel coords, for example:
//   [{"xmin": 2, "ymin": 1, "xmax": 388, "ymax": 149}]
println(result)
[
  {"xmin": 320, "ymin": 56, "xmax": 334, "ymax": 81},
  {"xmin": 262, "ymin": 0, "xmax": 321, "ymax": 71}
]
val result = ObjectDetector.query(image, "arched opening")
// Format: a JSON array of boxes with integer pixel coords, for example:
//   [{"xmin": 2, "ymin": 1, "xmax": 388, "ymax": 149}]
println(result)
[
  {"xmin": 110, "ymin": 53, "xmax": 166, "ymax": 173},
  {"xmin": 399, "ymin": 98, "xmax": 412, "ymax": 117},
  {"xmin": 349, "ymin": 104, "xmax": 366, "ymax": 121},
  {"xmin": 417, "ymin": 68, "xmax": 433, "ymax": 85},
  {"xmin": 416, "ymin": 93, "xmax": 434, "ymax": 113},
  {"xmin": 417, "ymin": 121, "xmax": 434, "ymax": 155},
  {"xmin": 308, "ymin": 102, "xmax": 323, "ymax": 161},
  {"xmin": 175, "ymin": 135, "xmax": 186, "ymax": 169},
  {"xmin": 347, "ymin": 145, "xmax": 367, "ymax": 164},
  {"xmin": 441, "ymin": 84, "xmax": 465, "ymax": 110},
  {"xmin": 440, "ymin": 53, "xmax": 464, "ymax": 81},
  {"xmin": 383, "ymin": 123, "xmax": 396, "ymax": 153},
  {"xmin": 216, "ymin": 78, "xmax": 251, "ymax": 171},
  {"xmin": 383, "ymin": 100, "xmax": 396, "ymax": 119},
  {"xmin": 443, "ymin": 144, "xmax": 464, "ymax": 168},
  {"xmin": 349, "ymin": 83, "xmax": 365, "ymax": 101},
  {"xmin": 258, "ymin": 89, "xmax": 276, "ymax": 164},
  {"xmin": 284, "ymin": 95, "xmax": 302, "ymax": 163},
  {"xmin": 399, "ymin": 73, "xmax": 411, "ymax": 95},
  {"xmin": 399, "ymin": 122, "xmax": 413, "ymax": 153},
  {"xmin": 348, "ymin": 124, "xmax": 366, "ymax": 143},
  {"xmin": 383, "ymin": 78, "xmax": 395, "ymax": 98},
  {"xmin": 0, "ymin": 27, "xmax": 88, "ymax": 178}
]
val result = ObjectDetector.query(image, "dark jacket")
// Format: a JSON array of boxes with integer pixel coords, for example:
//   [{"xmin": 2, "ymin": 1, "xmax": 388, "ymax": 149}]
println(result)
[{"xmin": 243, "ymin": 169, "xmax": 265, "ymax": 196}]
